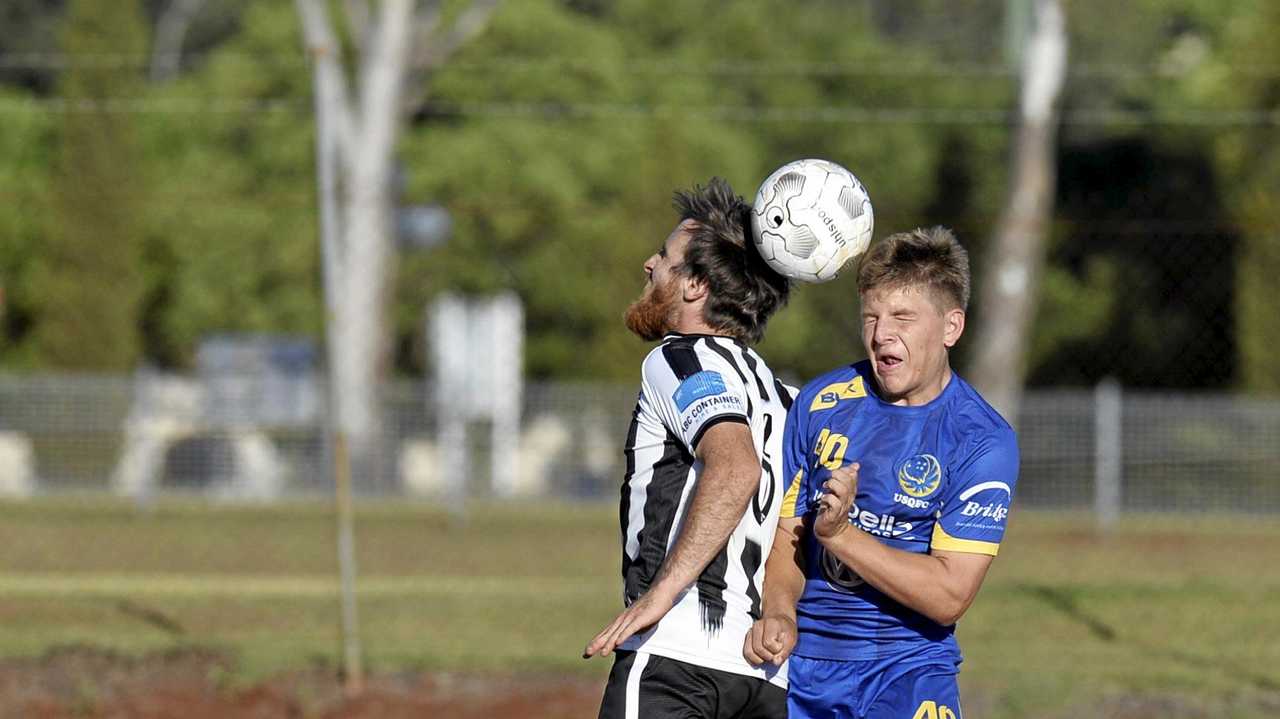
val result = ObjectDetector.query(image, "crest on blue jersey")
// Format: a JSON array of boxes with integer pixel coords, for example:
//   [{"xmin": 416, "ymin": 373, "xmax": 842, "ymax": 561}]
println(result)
[
  {"xmin": 672, "ymin": 370, "xmax": 728, "ymax": 412},
  {"xmin": 897, "ymin": 454, "xmax": 942, "ymax": 498},
  {"xmin": 820, "ymin": 546, "xmax": 865, "ymax": 592}
]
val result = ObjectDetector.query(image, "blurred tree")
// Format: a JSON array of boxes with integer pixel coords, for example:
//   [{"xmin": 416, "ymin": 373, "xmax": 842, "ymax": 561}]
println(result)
[
  {"xmin": 1202, "ymin": 0, "xmax": 1280, "ymax": 393},
  {"xmin": 7, "ymin": 0, "xmax": 1270, "ymax": 393},
  {"xmin": 295, "ymin": 0, "xmax": 503, "ymax": 692},
  {"xmin": 967, "ymin": 0, "xmax": 1067, "ymax": 421},
  {"xmin": 149, "ymin": 0, "xmax": 206, "ymax": 82},
  {"xmin": 0, "ymin": 89, "xmax": 56, "ymax": 366},
  {"xmin": 294, "ymin": 0, "xmax": 502, "ymax": 481},
  {"xmin": 30, "ymin": 0, "xmax": 149, "ymax": 370},
  {"xmin": 1036, "ymin": 140, "xmax": 1238, "ymax": 388},
  {"xmin": 135, "ymin": 2, "xmax": 321, "ymax": 368},
  {"xmin": 1030, "ymin": 0, "xmax": 1255, "ymax": 391},
  {"xmin": 400, "ymin": 0, "xmax": 1005, "ymax": 381},
  {"xmin": 0, "ymin": 0, "xmax": 67, "ymax": 94}
]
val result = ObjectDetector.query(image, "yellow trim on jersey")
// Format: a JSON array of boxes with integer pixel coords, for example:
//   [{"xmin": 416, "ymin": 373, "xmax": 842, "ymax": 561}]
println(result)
[
  {"xmin": 931, "ymin": 522, "xmax": 1000, "ymax": 556},
  {"xmin": 780, "ymin": 469, "xmax": 804, "ymax": 518},
  {"xmin": 808, "ymin": 376, "xmax": 866, "ymax": 412}
]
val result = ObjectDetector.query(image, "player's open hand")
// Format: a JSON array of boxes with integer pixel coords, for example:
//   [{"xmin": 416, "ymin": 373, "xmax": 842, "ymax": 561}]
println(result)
[
  {"xmin": 813, "ymin": 463, "xmax": 859, "ymax": 542},
  {"xmin": 743, "ymin": 614, "xmax": 797, "ymax": 667},
  {"xmin": 582, "ymin": 586, "xmax": 677, "ymax": 659}
]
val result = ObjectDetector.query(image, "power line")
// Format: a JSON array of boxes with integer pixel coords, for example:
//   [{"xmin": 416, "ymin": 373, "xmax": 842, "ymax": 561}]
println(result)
[
  {"xmin": 0, "ymin": 186, "xmax": 1268, "ymax": 233},
  {"xmin": 0, "ymin": 97, "xmax": 298, "ymax": 114},
  {"xmin": 4, "ymin": 52, "xmax": 1280, "ymax": 79},
  {"xmin": 2, "ymin": 96, "xmax": 1279, "ymax": 128}
]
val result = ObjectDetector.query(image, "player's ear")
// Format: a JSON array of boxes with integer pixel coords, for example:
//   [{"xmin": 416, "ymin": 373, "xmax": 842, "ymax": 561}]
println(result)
[
  {"xmin": 682, "ymin": 274, "xmax": 708, "ymax": 303},
  {"xmin": 943, "ymin": 308, "xmax": 965, "ymax": 348}
]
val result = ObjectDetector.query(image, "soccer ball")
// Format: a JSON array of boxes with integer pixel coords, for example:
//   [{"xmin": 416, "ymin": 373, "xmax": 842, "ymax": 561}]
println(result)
[{"xmin": 750, "ymin": 158, "xmax": 874, "ymax": 283}]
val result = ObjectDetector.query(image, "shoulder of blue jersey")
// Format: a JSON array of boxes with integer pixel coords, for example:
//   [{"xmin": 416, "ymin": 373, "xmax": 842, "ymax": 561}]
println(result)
[
  {"xmin": 798, "ymin": 361, "xmax": 873, "ymax": 414},
  {"xmin": 952, "ymin": 374, "xmax": 1018, "ymax": 437}
]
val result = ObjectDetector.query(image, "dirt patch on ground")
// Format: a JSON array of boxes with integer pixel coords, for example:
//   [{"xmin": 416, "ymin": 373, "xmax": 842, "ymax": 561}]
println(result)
[
  {"xmin": 0, "ymin": 647, "xmax": 603, "ymax": 719},
  {"xmin": 10, "ymin": 647, "xmax": 1275, "ymax": 719}
]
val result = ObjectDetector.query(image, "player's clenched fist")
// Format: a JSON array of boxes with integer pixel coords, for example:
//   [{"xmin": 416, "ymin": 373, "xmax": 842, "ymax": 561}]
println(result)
[
  {"xmin": 743, "ymin": 614, "xmax": 797, "ymax": 667},
  {"xmin": 813, "ymin": 463, "xmax": 859, "ymax": 542}
]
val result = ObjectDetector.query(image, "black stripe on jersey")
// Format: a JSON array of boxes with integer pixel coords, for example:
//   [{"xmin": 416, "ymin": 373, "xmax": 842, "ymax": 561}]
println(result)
[
  {"xmin": 661, "ymin": 339, "xmax": 703, "ymax": 380},
  {"xmin": 623, "ymin": 430, "xmax": 695, "ymax": 604},
  {"xmin": 695, "ymin": 336, "xmax": 755, "ymax": 635},
  {"xmin": 618, "ymin": 399, "xmax": 642, "ymax": 583},
  {"xmin": 736, "ymin": 345, "xmax": 771, "ymax": 401},
  {"xmin": 740, "ymin": 538, "xmax": 764, "ymax": 620},
  {"xmin": 702, "ymin": 337, "xmax": 749, "ymax": 386},
  {"xmin": 703, "ymin": 337, "xmax": 753, "ymax": 418},
  {"xmin": 751, "ymin": 413, "xmax": 777, "ymax": 525},
  {"xmin": 774, "ymin": 378, "xmax": 794, "ymax": 410},
  {"xmin": 689, "ymin": 413, "xmax": 748, "ymax": 451},
  {"xmin": 697, "ymin": 544, "xmax": 730, "ymax": 634}
]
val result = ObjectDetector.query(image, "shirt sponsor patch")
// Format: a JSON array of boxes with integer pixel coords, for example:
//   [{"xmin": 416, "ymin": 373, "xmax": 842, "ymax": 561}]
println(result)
[
  {"xmin": 672, "ymin": 370, "xmax": 729, "ymax": 412},
  {"xmin": 680, "ymin": 393, "xmax": 746, "ymax": 433}
]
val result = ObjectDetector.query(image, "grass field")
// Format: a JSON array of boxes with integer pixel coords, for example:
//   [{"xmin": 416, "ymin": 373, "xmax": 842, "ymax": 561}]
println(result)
[{"xmin": 1, "ymin": 497, "xmax": 1278, "ymax": 717}]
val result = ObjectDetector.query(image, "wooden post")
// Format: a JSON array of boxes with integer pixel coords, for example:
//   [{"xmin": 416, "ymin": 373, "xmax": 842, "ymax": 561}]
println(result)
[{"xmin": 332, "ymin": 431, "xmax": 364, "ymax": 693}]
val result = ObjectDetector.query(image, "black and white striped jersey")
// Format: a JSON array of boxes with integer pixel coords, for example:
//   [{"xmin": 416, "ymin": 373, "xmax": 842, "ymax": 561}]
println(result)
[{"xmin": 617, "ymin": 332, "xmax": 794, "ymax": 687}]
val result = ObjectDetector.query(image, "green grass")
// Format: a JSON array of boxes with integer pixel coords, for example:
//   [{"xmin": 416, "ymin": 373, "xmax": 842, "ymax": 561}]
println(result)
[{"xmin": 1, "ymin": 498, "xmax": 1278, "ymax": 717}]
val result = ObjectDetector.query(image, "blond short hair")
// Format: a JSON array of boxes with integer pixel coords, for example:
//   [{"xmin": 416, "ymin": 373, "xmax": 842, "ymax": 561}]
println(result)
[{"xmin": 856, "ymin": 226, "xmax": 970, "ymax": 311}]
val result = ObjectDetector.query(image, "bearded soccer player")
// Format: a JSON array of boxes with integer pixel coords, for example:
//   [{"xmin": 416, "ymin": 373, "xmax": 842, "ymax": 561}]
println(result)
[
  {"xmin": 743, "ymin": 227, "xmax": 1019, "ymax": 719},
  {"xmin": 583, "ymin": 178, "xmax": 794, "ymax": 719}
]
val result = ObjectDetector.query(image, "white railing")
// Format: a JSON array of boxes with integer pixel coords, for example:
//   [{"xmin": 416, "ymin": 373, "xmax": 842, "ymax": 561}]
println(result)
[{"xmin": 0, "ymin": 373, "xmax": 1276, "ymax": 515}]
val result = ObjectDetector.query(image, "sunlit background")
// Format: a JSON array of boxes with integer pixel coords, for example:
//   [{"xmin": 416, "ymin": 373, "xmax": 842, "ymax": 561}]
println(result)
[{"xmin": 0, "ymin": 1, "xmax": 1277, "ymax": 717}]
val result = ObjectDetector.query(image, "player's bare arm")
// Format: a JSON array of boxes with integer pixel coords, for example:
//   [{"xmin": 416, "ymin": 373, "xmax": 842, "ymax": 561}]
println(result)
[
  {"xmin": 583, "ymin": 420, "xmax": 762, "ymax": 658},
  {"xmin": 743, "ymin": 515, "xmax": 805, "ymax": 667},
  {"xmin": 816, "ymin": 464, "xmax": 995, "ymax": 626}
]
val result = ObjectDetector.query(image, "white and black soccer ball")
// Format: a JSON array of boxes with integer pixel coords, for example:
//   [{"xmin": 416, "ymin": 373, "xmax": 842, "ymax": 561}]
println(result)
[{"xmin": 750, "ymin": 158, "xmax": 874, "ymax": 283}]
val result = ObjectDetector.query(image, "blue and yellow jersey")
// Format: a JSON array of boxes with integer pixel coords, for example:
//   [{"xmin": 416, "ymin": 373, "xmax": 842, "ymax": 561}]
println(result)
[{"xmin": 779, "ymin": 360, "xmax": 1019, "ymax": 661}]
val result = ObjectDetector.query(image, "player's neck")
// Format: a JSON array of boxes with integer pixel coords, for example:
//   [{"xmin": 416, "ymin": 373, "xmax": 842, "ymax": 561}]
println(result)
[
  {"xmin": 881, "ymin": 364, "xmax": 953, "ymax": 407},
  {"xmin": 670, "ymin": 304, "xmax": 724, "ymax": 338}
]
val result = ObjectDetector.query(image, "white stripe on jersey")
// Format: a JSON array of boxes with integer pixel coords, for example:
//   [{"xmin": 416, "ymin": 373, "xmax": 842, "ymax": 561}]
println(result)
[
  {"xmin": 622, "ymin": 395, "xmax": 667, "ymax": 575},
  {"xmin": 624, "ymin": 651, "xmax": 650, "ymax": 719},
  {"xmin": 616, "ymin": 333, "xmax": 792, "ymax": 687}
]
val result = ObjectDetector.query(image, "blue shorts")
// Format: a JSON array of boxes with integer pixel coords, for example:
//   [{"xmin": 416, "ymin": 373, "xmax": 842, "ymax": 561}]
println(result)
[{"xmin": 787, "ymin": 653, "xmax": 962, "ymax": 719}]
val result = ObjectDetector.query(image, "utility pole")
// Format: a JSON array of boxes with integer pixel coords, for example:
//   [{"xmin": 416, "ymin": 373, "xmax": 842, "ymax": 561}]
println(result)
[
  {"xmin": 296, "ymin": 0, "xmax": 503, "ymax": 695},
  {"xmin": 967, "ymin": 0, "xmax": 1069, "ymax": 425}
]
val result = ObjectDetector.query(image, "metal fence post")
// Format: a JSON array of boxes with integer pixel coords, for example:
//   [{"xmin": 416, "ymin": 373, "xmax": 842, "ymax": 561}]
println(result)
[{"xmin": 1094, "ymin": 377, "xmax": 1122, "ymax": 529}]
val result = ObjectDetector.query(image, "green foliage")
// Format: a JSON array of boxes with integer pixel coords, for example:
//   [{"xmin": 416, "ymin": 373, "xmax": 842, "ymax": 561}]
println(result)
[
  {"xmin": 134, "ymin": 2, "xmax": 320, "ymax": 367},
  {"xmin": 0, "ymin": 0, "xmax": 1274, "ymax": 389},
  {"xmin": 401, "ymin": 0, "xmax": 1003, "ymax": 379},
  {"xmin": 0, "ymin": 87, "xmax": 57, "ymax": 367},
  {"xmin": 30, "ymin": 0, "xmax": 149, "ymax": 370},
  {"xmin": 1073, "ymin": 0, "xmax": 1280, "ymax": 393},
  {"xmin": 1017, "ymin": 0, "xmax": 1267, "ymax": 390},
  {"xmin": 1202, "ymin": 0, "xmax": 1280, "ymax": 393},
  {"xmin": 0, "ymin": 2, "xmax": 320, "ymax": 371},
  {"xmin": 0, "ymin": 0, "xmax": 65, "ymax": 93}
]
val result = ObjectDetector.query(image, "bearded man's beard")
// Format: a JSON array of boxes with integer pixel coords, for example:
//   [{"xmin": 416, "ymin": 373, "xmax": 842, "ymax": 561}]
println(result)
[{"xmin": 624, "ymin": 277, "xmax": 679, "ymax": 341}]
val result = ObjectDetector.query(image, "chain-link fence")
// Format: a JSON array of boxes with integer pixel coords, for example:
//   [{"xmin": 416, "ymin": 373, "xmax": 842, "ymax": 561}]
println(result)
[{"xmin": 1, "ymin": 372, "xmax": 1276, "ymax": 514}]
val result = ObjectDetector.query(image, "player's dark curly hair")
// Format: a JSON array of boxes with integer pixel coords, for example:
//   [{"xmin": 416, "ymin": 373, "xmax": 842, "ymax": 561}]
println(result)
[
  {"xmin": 672, "ymin": 178, "xmax": 792, "ymax": 344},
  {"xmin": 856, "ymin": 226, "xmax": 970, "ymax": 311}
]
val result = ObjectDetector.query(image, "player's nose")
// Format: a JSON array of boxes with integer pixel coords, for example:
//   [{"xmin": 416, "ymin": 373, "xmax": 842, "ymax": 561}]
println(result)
[{"xmin": 872, "ymin": 323, "xmax": 896, "ymax": 347}]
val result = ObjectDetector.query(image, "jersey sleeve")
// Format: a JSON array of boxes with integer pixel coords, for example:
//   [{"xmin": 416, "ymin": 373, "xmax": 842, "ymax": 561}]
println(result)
[
  {"xmin": 778, "ymin": 394, "xmax": 812, "ymax": 519},
  {"xmin": 930, "ymin": 429, "xmax": 1019, "ymax": 556},
  {"xmin": 641, "ymin": 342, "xmax": 749, "ymax": 453}
]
